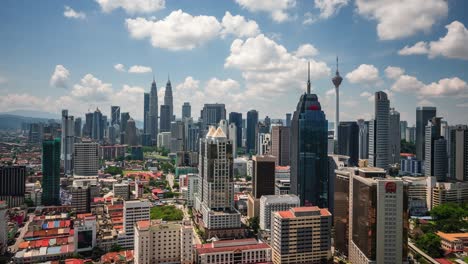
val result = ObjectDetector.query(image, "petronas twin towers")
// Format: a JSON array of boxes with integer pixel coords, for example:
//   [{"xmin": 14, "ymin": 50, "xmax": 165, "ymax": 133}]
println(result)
[{"xmin": 145, "ymin": 76, "xmax": 174, "ymax": 146}]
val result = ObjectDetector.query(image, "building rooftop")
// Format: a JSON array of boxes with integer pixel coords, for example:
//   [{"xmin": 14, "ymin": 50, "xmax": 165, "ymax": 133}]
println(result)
[
  {"xmin": 437, "ymin": 231, "xmax": 468, "ymax": 242},
  {"xmin": 276, "ymin": 206, "xmax": 331, "ymax": 219},
  {"xmin": 195, "ymin": 238, "xmax": 270, "ymax": 254}
]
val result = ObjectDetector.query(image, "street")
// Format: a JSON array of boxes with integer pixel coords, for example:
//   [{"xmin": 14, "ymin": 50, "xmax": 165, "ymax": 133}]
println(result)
[{"xmin": 9, "ymin": 213, "xmax": 33, "ymax": 254}]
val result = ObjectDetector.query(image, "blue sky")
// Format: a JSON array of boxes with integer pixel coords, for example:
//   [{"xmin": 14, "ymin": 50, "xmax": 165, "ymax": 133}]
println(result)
[{"xmin": 0, "ymin": 0, "xmax": 467, "ymax": 126}]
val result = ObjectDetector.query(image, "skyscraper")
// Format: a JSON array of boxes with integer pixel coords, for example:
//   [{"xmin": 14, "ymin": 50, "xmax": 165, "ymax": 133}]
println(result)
[
  {"xmin": 290, "ymin": 65, "xmax": 329, "ymax": 207},
  {"xmin": 229, "ymin": 112, "xmax": 242, "ymax": 148},
  {"xmin": 425, "ymin": 117, "xmax": 447, "ymax": 181},
  {"xmin": 182, "ymin": 102, "xmax": 191, "ymax": 119},
  {"xmin": 450, "ymin": 125, "xmax": 468, "ymax": 181},
  {"xmin": 200, "ymin": 103, "xmax": 226, "ymax": 131},
  {"xmin": 126, "ymin": 118, "xmax": 138, "ymax": 146},
  {"xmin": 246, "ymin": 110, "xmax": 259, "ymax": 154},
  {"xmin": 194, "ymin": 127, "xmax": 242, "ymax": 239},
  {"xmin": 74, "ymin": 142, "xmax": 99, "ymax": 178},
  {"xmin": 74, "ymin": 117, "xmax": 82, "ymax": 138},
  {"xmin": 143, "ymin": 92, "xmax": 149, "ymax": 133},
  {"xmin": 120, "ymin": 112, "xmax": 130, "ymax": 144},
  {"xmin": 271, "ymin": 126, "xmax": 290, "ymax": 166},
  {"xmin": 416, "ymin": 106, "xmax": 436, "ymax": 160},
  {"xmin": 332, "ymin": 57, "xmax": 343, "ymax": 141},
  {"xmin": 91, "ymin": 108, "xmax": 103, "ymax": 141},
  {"xmin": 389, "ymin": 108, "xmax": 401, "ymax": 164},
  {"xmin": 357, "ymin": 119, "xmax": 369, "ymax": 159},
  {"xmin": 83, "ymin": 112, "xmax": 93, "ymax": 137},
  {"xmin": 368, "ymin": 91, "xmax": 390, "ymax": 169},
  {"xmin": 42, "ymin": 138, "xmax": 61, "ymax": 206},
  {"xmin": 170, "ymin": 121, "xmax": 185, "ymax": 152},
  {"xmin": 228, "ymin": 123, "xmax": 237, "ymax": 158},
  {"xmin": 149, "ymin": 78, "xmax": 158, "ymax": 145},
  {"xmin": 160, "ymin": 105, "xmax": 171, "ymax": 132},
  {"xmin": 111, "ymin": 106, "xmax": 120, "ymax": 126},
  {"xmin": 337, "ymin": 121, "xmax": 359, "ymax": 166},
  {"xmin": 164, "ymin": 77, "xmax": 174, "ymax": 121},
  {"xmin": 400, "ymin": 120, "xmax": 408, "ymax": 140},
  {"xmin": 61, "ymin": 110, "xmax": 74, "ymax": 175}
]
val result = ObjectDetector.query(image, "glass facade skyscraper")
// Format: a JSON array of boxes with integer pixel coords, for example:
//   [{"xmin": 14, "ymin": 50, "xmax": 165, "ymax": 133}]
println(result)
[
  {"xmin": 42, "ymin": 138, "xmax": 61, "ymax": 206},
  {"xmin": 246, "ymin": 110, "xmax": 258, "ymax": 154},
  {"xmin": 290, "ymin": 71, "xmax": 329, "ymax": 207}
]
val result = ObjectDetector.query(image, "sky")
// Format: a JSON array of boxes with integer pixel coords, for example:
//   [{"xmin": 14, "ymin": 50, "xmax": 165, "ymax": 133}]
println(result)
[{"xmin": 1, "ymin": 0, "xmax": 468, "ymax": 126}]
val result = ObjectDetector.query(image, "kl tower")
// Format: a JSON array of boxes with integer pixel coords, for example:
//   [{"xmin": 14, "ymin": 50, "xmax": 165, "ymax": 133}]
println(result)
[{"xmin": 332, "ymin": 56, "xmax": 343, "ymax": 142}]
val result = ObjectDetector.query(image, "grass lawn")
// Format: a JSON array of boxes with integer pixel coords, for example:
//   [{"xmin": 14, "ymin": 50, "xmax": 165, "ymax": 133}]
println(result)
[{"xmin": 150, "ymin": 205, "xmax": 184, "ymax": 221}]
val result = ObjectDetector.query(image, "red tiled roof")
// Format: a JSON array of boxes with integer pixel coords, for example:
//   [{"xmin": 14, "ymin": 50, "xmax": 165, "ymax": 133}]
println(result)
[
  {"xmin": 435, "ymin": 259, "xmax": 453, "ymax": 264},
  {"xmin": 137, "ymin": 220, "xmax": 151, "ymax": 229}
]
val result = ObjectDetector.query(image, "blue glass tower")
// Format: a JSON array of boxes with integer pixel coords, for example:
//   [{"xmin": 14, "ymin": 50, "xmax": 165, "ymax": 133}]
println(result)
[{"xmin": 290, "ymin": 62, "xmax": 329, "ymax": 207}]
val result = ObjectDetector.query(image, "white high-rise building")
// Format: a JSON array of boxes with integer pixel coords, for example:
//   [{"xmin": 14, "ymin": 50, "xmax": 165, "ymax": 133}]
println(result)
[
  {"xmin": 194, "ymin": 127, "xmax": 242, "ymax": 237},
  {"xmin": 157, "ymin": 132, "xmax": 171, "ymax": 150},
  {"xmin": 119, "ymin": 200, "xmax": 151, "ymax": 249},
  {"xmin": 368, "ymin": 91, "xmax": 390, "ymax": 169},
  {"xmin": 61, "ymin": 110, "xmax": 75, "ymax": 175},
  {"xmin": 228, "ymin": 123, "xmax": 237, "ymax": 158},
  {"xmin": 134, "ymin": 220, "xmax": 193, "ymax": 264},
  {"xmin": 186, "ymin": 173, "xmax": 199, "ymax": 207},
  {"xmin": 74, "ymin": 142, "xmax": 99, "ymax": 178},
  {"xmin": 259, "ymin": 194, "xmax": 300, "ymax": 230},
  {"xmin": 258, "ymin": 133, "xmax": 271, "ymax": 155}
]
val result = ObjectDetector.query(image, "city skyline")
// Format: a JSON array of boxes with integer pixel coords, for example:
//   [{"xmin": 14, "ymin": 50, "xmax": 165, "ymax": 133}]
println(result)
[{"xmin": 0, "ymin": 1, "xmax": 468, "ymax": 125}]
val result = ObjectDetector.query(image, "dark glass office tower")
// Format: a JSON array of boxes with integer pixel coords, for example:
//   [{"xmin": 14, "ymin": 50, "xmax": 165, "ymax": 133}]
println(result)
[
  {"xmin": 229, "ymin": 112, "xmax": 243, "ymax": 147},
  {"xmin": 338, "ymin": 121, "xmax": 359, "ymax": 166},
  {"xmin": 42, "ymin": 138, "xmax": 61, "ymax": 206},
  {"xmin": 290, "ymin": 64, "xmax": 329, "ymax": 207},
  {"xmin": 416, "ymin": 106, "xmax": 436, "ymax": 161},
  {"xmin": 246, "ymin": 110, "xmax": 258, "ymax": 154}
]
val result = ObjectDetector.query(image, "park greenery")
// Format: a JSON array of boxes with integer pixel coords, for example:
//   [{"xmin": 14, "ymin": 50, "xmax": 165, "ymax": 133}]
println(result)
[
  {"xmin": 150, "ymin": 205, "xmax": 184, "ymax": 221},
  {"xmin": 104, "ymin": 166, "xmax": 123, "ymax": 176},
  {"xmin": 413, "ymin": 203, "xmax": 468, "ymax": 258}
]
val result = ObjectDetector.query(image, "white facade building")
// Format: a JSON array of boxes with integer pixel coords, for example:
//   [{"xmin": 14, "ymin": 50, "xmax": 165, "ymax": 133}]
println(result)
[
  {"xmin": 157, "ymin": 132, "xmax": 171, "ymax": 150},
  {"xmin": 259, "ymin": 195, "xmax": 300, "ymax": 230},
  {"xmin": 119, "ymin": 200, "xmax": 151, "ymax": 249},
  {"xmin": 134, "ymin": 220, "xmax": 193, "ymax": 264}
]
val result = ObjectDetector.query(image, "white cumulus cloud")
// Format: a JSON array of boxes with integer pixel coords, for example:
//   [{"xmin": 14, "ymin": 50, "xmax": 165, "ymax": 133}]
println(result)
[
  {"xmin": 128, "ymin": 65, "xmax": 152, "ymax": 73},
  {"xmin": 71, "ymin": 74, "xmax": 113, "ymax": 101},
  {"xmin": 64, "ymin": 6, "xmax": 86, "ymax": 19},
  {"xmin": 314, "ymin": 0, "xmax": 349, "ymax": 19},
  {"xmin": 355, "ymin": 0, "xmax": 448, "ymax": 40},
  {"xmin": 235, "ymin": 0, "xmax": 296, "ymax": 23},
  {"xmin": 114, "ymin": 63, "xmax": 126, "ymax": 72},
  {"xmin": 345, "ymin": 64, "xmax": 380, "ymax": 85},
  {"xmin": 125, "ymin": 10, "xmax": 222, "ymax": 51},
  {"xmin": 96, "ymin": 0, "xmax": 165, "ymax": 14},
  {"xmin": 384, "ymin": 66, "xmax": 405, "ymax": 80},
  {"xmin": 391, "ymin": 73, "xmax": 468, "ymax": 98},
  {"xmin": 225, "ymin": 34, "xmax": 330, "ymax": 97},
  {"xmin": 221, "ymin": 11, "xmax": 260, "ymax": 38},
  {"xmin": 398, "ymin": 21, "xmax": 468, "ymax": 60},
  {"xmin": 50, "ymin": 65, "xmax": 70, "ymax": 88},
  {"xmin": 294, "ymin": 44, "xmax": 319, "ymax": 58}
]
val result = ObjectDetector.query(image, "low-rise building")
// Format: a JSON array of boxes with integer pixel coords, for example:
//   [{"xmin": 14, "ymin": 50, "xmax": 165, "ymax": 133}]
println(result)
[
  {"xmin": 194, "ymin": 238, "xmax": 271, "ymax": 264},
  {"xmin": 134, "ymin": 220, "xmax": 193, "ymax": 264},
  {"xmin": 437, "ymin": 231, "xmax": 468, "ymax": 253}
]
